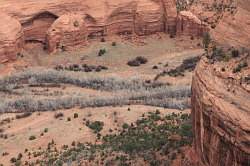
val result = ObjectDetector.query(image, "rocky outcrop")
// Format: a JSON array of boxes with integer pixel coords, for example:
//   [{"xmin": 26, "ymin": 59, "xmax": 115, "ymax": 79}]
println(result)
[
  {"xmin": 47, "ymin": 13, "xmax": 87, "ymax": 53},
  {"xmin": 0, "ymin": 0, "xmax": 207, "ymax": 56},
  {"xmin": 190, "ymin": 0, "xmax": 250, "ymax": 47},
  {"xmin": 176, "ymin": 11, "xmax": 207, "ymax": 37},
  {"xmin": 0, "ymin": 13, "xmax": 24, "ymax": 63},
  {"xmin": 191, "ymin": 56, "xmax": 250, "ymax": 166}
]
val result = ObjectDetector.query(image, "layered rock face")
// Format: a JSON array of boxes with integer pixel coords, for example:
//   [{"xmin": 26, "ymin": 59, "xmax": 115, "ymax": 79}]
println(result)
[
  {"xmin": 192, "ymin": 56, "xmax": 250, "ymax": 166},
  {"xmin": 47, "ymin": 14, "xmax": 87, "ymax": 53},
  {"xmin": 22, "ymin": 11, "xmax": 58, "ymax": 44},
  {"xmin": 0, "ymin": 13, "xmax": 24, "ymax": 63},
  {"xmin": 176, "ymin": 11, "xmax": 208, "ymax": 37},
  {"xmin": 0, "ymin": 0, "xmax": 207, "ymax": 56}
]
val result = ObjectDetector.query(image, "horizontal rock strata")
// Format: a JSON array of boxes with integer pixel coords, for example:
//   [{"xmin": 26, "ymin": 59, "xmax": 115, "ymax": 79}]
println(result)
[
  {"xmin": 0, "ymin": 13, "xmax": 24, "ymax": 63},
  {"xmin": 191, "ymin": 57, "xmax": 250, "ymax": 166},
  {"xmin": 0, "ymin": 0, "xmax": 207, "ymax": 60}
]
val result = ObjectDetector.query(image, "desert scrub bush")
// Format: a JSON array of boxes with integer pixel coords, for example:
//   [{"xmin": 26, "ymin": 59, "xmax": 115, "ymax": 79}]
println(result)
[
  {"xmin": 0, "ymin": 128, "xmax": 4, "ymax": 133},
  {"xmin": 16, "ymin": 112, "xmax": 32, "ymax": 119},
  {"xmin": 86, "ymin": 121, "xmax": 104, "ymax": 133},
  {"xmin": 54, "ymin": 112, "xmax": 64, "ymax": 119},
  {"xmin": 44, "ymin": 128, "xmax": 48, "ymax": 133},
  {"xmin": 0, "ymin": 68, "xmax": 159, "ymax": 91},
  {"xmin": 0, "ymin": 85, "xmax": 190, "ymax": 112},
  {"xmin": 155, "ymin": 56, "xmax": 200, "ymax": 79},
  {"xmin": 29, "ymin": 135, "xmax": 36, "ymax": 140},
  {"xmin": 98, "ymin": 49, "xmax": 106, "ymax": 56},
  {"xmin": 231, "ymin": 49, "xmax": 239, "ymax": 57},
  {"xmin": 233, "ymin": 61, "xmax": 248, "ymax": 73},
  {"xmin": 74, "ymin": 113, "xmax": 79, "ymax": 118},
  {"xmin": 0, "ymin": 68, "xmax": 191, "ymax": 112},
  {"xmin": 127, "ymin": 56, "xmax": 148, "ymax": 67}
]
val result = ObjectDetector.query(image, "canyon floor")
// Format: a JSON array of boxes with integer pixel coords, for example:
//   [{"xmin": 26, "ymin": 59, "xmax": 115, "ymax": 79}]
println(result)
[{"xmin": 0, "ymin": 34, "xmax": 202, "ymax": 165}]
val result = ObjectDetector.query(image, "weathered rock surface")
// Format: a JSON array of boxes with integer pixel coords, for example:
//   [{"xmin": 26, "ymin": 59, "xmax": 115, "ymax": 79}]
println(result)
[
  {"xmin": 176, "ymin": 11, "xmax": 207, "ymax": 37},
  {"xmin": 0, "ymin": 13, "xmax": 24, "ymax": 63},
  {"xmin": 191, "ymin": 56, "xmax": 250, "ymax": 166},
  {"xmin": 190, "ymin": 0, "xmax": 250, "ymax": 47},
  {"xmin": 0, "ymin": 0, "xmax": 206, "ymax": 56},
  {"xmin": 47, "ymin": 13, "xmax": 87, "ymax": 53}
]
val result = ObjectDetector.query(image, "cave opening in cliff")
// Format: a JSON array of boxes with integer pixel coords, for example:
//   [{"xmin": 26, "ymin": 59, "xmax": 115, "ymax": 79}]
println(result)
[{"xmin": 22, "ymin": 11, "xmax": 59, "ymax": 51}]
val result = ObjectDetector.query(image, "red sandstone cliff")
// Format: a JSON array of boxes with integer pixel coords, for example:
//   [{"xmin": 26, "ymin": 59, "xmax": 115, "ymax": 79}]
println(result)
[
  {"xmin": 191, "ymin": 55, "xmax": 250, "ymax": 165},
  {"xmin": 0, "ymin": 13, "xmax": 24, "ymax": 63},
  {"xmin": 0, "ymin": 0, "xmax": 206, "ymax": 62}
]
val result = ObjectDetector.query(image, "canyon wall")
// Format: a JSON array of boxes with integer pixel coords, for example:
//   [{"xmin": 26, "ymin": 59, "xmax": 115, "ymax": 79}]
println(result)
[
  {"xmin": 0, "ymin": 13, "xmax": 24, "ymax": 63},
  {"xmin": 0, "ymin": 0, "xmax": 207, "ymax": 62},
  {"xmin": 191, "ymin": 57, "xmax": 250, "ymax": 166}
]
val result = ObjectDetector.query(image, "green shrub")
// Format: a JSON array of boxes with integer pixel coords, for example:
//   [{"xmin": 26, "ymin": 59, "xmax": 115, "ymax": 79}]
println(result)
[
  {"xmin": 233, "ymin": 61, "xmax": 248, "ymax": 73},
  {"xmin": 98, "ymin": 49, "xmax": 106, "ymax": 56},
  {"xmin": 44, "ymin": 128, "xmax": 48, "ymax": 133},
  {"xmin": 122, "ymin": 123, "xmax": 129, "ymax": 129},
  {"xmin": 231, "ymin": 49, "xmax": 239, "ymax": 57},
  {"xmin": 29, "ymin": 135, "xmax": 36, "ymax": 141},
  {"xmin": 54, "ymin": 112, "xmax": 64, "ymax": 119},
  {"xmin": 10, "ymin": 157, "xmax": 17, "ymax": 163},
  {"xmin": 127, "ymin": 56, "xmax": 148, "ymax": 67},
  {"xmin": 16, "ymin": 112, "xmax": 32, "ymax": 119},
  {"xmin": 86, "ymin": 121, "xmax": 104, "ymax": 133},
  {"xmin": 74, "ymin": 113, "xmax": 78, "ymax": 119}
]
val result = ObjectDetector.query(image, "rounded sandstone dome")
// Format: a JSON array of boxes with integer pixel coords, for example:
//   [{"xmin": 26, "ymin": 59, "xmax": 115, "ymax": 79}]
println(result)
[
  {"xmin": 47, "ymin": 13, "xmax": 87, "ymax": 53},
  {"xmin": 0, "ymin": 13, "xmax": 24, "ymax": 63}
]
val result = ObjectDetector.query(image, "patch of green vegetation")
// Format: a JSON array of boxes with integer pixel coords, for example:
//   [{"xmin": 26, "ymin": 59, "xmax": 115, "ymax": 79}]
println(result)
[
  {"xmin": 86, "ymin": 121, "xmax": 104, "ymax": 133},
  {"xmin": 23, "ymin": 111, "xmax": 192, "ymax": 165},
  {"xmin": 98, "ymin": 48, "xmax": 106, "ymax": 56},
  {"xmin": 233, "ymin": 61, "xmax": 248, "ymax": 73},
  {"xmin": 29, "ymin": 135, "xmax": 36, "ymax": 141},
  {"xmin": 155, "ymin": 56, "xmax": 200, "ymax": 79}
]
